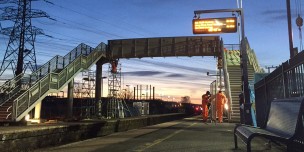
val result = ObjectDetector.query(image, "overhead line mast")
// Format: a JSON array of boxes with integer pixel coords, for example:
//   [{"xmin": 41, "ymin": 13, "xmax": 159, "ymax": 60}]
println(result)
[{"xmin": 0, "ymin": 0, "xmax": 50, "ymax": 77}]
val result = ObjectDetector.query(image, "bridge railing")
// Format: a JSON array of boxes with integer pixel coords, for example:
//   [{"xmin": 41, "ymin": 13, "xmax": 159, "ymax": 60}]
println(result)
[
  {"xmin": 222, "ymin": 42, "xmax": 233, "ymax": 120},
  {"xmin": 0, "ymin": 73, "xmax": 24, "ymax": 106},
  {"xmin": 0, "ymin": 43, "xmax": 94, "ymax": 107},
  {"xmin": 243, "ymin": 38, "xmax": 264, "ymax": 73},
  {"xmin": 9, "ymin": 42, "xmax": 106, "ymax": 121},
  {"xmin": 255, "ymin": 50, "xmax": 304, "ymax": 127},
  {"xmin": 29, "ymin": 43, "xmax": 93, "ymax": 86}
]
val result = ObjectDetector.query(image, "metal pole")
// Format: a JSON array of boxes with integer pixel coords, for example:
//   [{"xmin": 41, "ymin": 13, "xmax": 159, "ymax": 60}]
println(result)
[
  {"xmin": 286, "ymin": 0, "xmax": 294, "ymax": 58},
  {"xmin": 146, "ymin": 85, "xmax": 148, "ymax": 100},
  {"xmin": 140, "ymin": 85, "xmax": 142, "ymax": 100},
  {"xmin": 150, "ymin": 85, "xmax": 152, "ymax": 100},
  {"xmin": 240, "ymin": 9, "xmax": 252, "ymax": 125},
  {"xmin": 153, "ymin": 87, "xmax": 155, "ymax": 100},
  {"xmin": 67, "ymin": 79, "xmax": 74, "ymax": 119},
  {"xmin": 136, "ymin": 85, "xmax": 138, "ymax": 100},
  {"xmin": 95, "ymin": 59, "xmax": 103, "ymax": 116},
  {"xmin": 219, "ymin": 69, "xmax": 222, "ymax": 90},
  {"xmin": 134, "ymin": 87, "xmax": 136, "ymax": 100}
]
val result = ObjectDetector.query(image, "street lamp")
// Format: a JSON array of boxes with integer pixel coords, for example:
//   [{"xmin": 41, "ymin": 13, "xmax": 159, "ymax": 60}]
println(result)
[{"xmin": 207, "ymin": 71, "xmax": 223, "ymax": 90}]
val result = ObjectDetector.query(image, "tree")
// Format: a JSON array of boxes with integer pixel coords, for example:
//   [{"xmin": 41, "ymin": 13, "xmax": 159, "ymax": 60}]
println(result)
[{"xmin": 181, "ymin": 96, "xmax": 191, "ymax": 103}]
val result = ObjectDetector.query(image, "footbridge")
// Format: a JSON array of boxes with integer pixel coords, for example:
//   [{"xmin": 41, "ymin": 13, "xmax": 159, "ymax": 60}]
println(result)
[{"xmin": 0, "ymin": 36, "xmax": 262, "ymax": 123}]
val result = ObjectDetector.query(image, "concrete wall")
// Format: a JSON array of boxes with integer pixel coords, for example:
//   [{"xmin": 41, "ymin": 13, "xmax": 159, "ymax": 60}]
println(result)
[{"xmin": 0, "ymin": 113, "xmax": 185, "ymax": 152}]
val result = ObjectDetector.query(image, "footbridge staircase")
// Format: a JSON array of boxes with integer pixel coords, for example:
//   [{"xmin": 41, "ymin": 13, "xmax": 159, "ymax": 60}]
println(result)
[
  {"xmin": 0, "ymin": 35, "xmax": 257, "ymax": 123},
  {"xmin": 223, "ymin": 38, "xmax": 263, "ymax": 122},
  {"xmin": 0, "ymin": 36, "xmax": 222, "ymax": 122},
  {"xmin": 0, "ymin": 43, "xmax": 106, "ymax": 122}
]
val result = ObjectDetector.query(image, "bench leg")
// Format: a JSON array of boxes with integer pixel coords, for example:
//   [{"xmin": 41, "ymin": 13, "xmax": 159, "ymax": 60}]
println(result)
[{"xmin": 234, "ymin": 133, "xmax": 238, "ymax": 149}]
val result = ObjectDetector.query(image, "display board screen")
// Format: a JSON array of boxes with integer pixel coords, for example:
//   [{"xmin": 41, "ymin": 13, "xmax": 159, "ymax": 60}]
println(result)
[{"xmin": 193, "ymin": 17, "xmax": 237, "ymax": 34}]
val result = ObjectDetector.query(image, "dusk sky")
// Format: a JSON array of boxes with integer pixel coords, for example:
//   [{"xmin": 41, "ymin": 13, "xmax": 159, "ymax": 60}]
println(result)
[{"xmin": 0, "ymin": 0, "xmax": 302, "ymax": 104}]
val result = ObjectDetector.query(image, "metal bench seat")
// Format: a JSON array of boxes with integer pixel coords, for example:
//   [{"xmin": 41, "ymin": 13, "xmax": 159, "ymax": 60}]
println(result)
[{"xmin": 234, "ymin": 97, "xmax": 304, "ymax": 152}]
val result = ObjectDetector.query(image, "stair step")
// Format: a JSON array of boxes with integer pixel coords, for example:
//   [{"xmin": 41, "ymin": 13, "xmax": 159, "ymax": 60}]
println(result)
[
  {"xmin": 0, "ymin": 108, "xmax": 11, "ymax": 112},
  {"xmin": 0, "ymin": 117, "xmax": 11, "ymax": 120},
  {"xmin": 0, "ymin": 49, "xmax": 103, "ymax": 122},
  {"xmin": 229, "ymin": 119, "xmax": 240, "ymax": 123},
  {"xmin": 0, "ymin": 113, "xmax": 10, "ymax": 117}
]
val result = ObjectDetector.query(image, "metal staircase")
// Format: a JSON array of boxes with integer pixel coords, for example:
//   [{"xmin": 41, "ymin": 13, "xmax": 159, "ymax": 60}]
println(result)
[
  {"xmin": 0, "ymin": 42, "xmax": 106, "ymax": 122},
  {"xmin": 224, "ymin": 39, "xmax": 263, "ymax": 123}
]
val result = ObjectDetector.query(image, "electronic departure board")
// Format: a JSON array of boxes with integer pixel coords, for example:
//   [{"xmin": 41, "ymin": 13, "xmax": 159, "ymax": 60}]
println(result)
[{"xmin": 193, "ymin": 17, "xmax": 237, "ymax": 34}]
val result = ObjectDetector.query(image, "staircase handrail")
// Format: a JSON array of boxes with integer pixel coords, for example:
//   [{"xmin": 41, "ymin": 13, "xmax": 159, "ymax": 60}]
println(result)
[
  {"xmin": 0, "ymin": 43, "xmax": 93, "ymax": 107},
  {"xmin": 0, "ymin": 73, "xmax": 24, "ymax": 106},
  {"xmin": 244, "ymin": 38, "xmax": 263, "ymax": 73},
  {"xmin": 9, "ymin": 42, "xmax": 106, "ymax": 121},
  {"xmin": 28, "ymin": 55, "xmax": 61, "ymax": 86},
  {"xmin": 28, "ymin": 43, "xmax": 93, "ymax": 88},
  {"xmin": 222, "ymin": 42, "xmax": 233, "ymax": 121}
]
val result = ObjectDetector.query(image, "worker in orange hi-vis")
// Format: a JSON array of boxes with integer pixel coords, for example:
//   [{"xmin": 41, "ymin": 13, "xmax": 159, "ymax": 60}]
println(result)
[
  {"xmin": 202, "ymin": 91, "xmax": 211, "ymax": 122},
  {"xmin": 216, "ymin": 90, "xmax": 227, "ymax": 123}
]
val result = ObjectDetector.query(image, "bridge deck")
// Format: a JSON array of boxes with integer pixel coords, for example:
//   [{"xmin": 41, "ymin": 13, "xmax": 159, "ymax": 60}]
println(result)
[{"xmin": 108, "ymin": 36, "xmax": 221, "ymax": 59}]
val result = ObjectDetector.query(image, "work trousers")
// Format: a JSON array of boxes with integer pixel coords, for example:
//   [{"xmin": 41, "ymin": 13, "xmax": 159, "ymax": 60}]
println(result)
[
  {"xmin": 216, "ymin": 104, "xmax": 224, "ymax": 123},
  {"xmin": 202, "ymin": 102, "xmax": 208, "ymax": 121}
]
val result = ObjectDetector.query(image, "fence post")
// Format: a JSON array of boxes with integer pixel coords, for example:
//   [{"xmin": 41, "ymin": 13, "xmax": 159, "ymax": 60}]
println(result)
[{"xmin": 282, "ymin": 63, "xmax": 288, "ymax": 98}]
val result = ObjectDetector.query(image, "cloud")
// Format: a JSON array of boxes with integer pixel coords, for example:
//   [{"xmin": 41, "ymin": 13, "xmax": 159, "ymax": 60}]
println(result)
[
  {"xmin": 261, "ymin": 9, "xmax": 298, "ymax": 22},
  {"xmin": 123, "ymin": 70, "xmax": 163, "ymax": 76},
  {"xmin": 132, "ymin": 59, "xmax": 216, "ymax": 74},
  {"xmin": 165, "ymin": 73, "xmax": 186, "ymax": 78}
]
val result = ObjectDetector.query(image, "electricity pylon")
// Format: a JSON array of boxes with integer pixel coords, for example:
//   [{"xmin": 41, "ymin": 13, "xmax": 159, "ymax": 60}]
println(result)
[{"xmin": 0, "ymin": 0, "xmax": 50, "ymax": 77}]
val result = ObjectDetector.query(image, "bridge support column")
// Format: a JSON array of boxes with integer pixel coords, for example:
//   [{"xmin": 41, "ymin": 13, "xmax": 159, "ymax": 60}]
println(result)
[
  {"xmin": 95, "ymin": 59, "xmax": 106, "ymax": 116},
  {"xmin": 67, "ymin": 79, "xmax": 74, "ymax": 119}
]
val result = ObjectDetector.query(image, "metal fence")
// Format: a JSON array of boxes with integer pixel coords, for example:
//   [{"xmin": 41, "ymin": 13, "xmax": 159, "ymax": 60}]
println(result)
[{"xmin": 254, "ymin": 50, "xmax": 304, "ymax": 127}]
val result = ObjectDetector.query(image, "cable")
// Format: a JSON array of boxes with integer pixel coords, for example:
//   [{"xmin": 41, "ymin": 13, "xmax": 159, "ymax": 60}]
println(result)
[
  {"xmin": 45, "ymin": 1, "xmax": 147, "ymax": 37},
  {"xmin": 34, "ymin": 20, "xmax": 101, "ymax": 45},
  {"xmin": 50, "ymin": 15, "xmax": 126, "ymax": 39}
]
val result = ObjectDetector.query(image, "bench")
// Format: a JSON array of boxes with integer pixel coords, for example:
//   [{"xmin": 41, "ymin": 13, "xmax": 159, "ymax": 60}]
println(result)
[{"xmin": 234, "ymin": 97, "xmax": 304, "ymax": 152}]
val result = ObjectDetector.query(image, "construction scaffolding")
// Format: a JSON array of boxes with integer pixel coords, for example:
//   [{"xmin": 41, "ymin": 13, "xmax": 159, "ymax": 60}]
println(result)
[
  {"xmin": 106, "ymin": 60, "xmax": 131, "ymax": 119},
  {"xmin": 108, "ymin": 60, "xmax": 121, "ymax": 97},
  {"xmin": 73, "ymin": 82, "xmax": 83, "ymax": 98},
  {"xmin": 78, "ymin": 70, "xmax": 96, "ymax": 118}
]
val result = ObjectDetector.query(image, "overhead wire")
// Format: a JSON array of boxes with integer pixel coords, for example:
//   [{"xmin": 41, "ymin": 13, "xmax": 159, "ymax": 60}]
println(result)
[
  {"xmin": 34, "ymin": 19, "xmax": 100, "ymax": 45},
  {"xmin": 63, "ymin": 1, "xmax": 160, "ymax": 37},
  {"xmin": 44, "ymin": 0, "xmax": 214, "ymax": 89},
  {"xmin": 50, "ymin": 15, "xmax": 126, "ymax": 39},
  {"xmin": 44, "ymin": 0, "xmax": 147, "ymax": 37}
]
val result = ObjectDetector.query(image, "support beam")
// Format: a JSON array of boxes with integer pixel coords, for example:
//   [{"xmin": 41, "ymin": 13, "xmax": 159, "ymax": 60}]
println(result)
[
  {"xmin": 95, "ymin": 59, "xmax": 103, "ymax": 116},
  {"xmin": 67, "ymin": 79, "xmax": 74, "ymax": 119}
]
